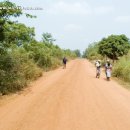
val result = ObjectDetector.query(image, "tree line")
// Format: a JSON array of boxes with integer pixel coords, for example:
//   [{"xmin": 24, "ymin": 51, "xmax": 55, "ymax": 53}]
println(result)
[{"xmin": 0, "ymin": 0, "xmax": 80, "ymax": 95}]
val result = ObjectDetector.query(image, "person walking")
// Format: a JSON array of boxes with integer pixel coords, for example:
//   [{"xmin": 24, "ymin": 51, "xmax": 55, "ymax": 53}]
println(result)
[
  {"xmin": 95, "ymin": 60, "xmax": 101, "ymax": 78},
  {"xmin": 63, "ymin": 57, "xmax": 67, "ymax": 69},
  {"xmin": 105, "ymin": 60, "xmax": 112, "ymax": 81}
]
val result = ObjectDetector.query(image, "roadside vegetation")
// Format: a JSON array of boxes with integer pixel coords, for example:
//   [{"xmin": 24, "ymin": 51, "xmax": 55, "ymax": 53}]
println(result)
[
  {"xmin": 83, "ymin": 35, "xmax": 130, "ymax": 84},
  {"xmin": 0, "ymin": 1, "xmax": 79, "ymax": 95}
]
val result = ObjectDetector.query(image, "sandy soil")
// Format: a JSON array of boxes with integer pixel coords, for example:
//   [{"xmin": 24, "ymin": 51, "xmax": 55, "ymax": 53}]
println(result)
[{"xmin": 0, "ymin": 59, "xmax": 130, "ymax": 130}]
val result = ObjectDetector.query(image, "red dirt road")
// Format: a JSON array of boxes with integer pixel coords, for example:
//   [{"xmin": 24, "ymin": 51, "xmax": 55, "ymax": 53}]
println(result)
[{"xmin": 0, "ymin": 59, "xmax": 130, "ymax": 130}]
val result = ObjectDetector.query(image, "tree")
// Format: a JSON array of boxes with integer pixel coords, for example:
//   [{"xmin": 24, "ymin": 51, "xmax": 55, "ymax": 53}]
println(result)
[
  {"xmin": 4, "ymin": 23, "xmax": 35, "ymax": 46},
  {"xmin": 0, "ymin": 0, "xmax": 22, "ymax": 42},
  {"xmin": 98, "ymin": 35, "xmax": 130, "ymax": 62},
  {"xmin": 42, "ymin": 33, "xmax": 56, "ymax": 44},
  {"xmin": 83, "ymin": 42, "xmax": 102, "ymax": 60},
  {"xmin": 0, "ymin": 0, "xmax": 36, "ymax": 55},
  {"xmin": 74, "ymin": 49, "xmax": 81, "ymax": 57}
]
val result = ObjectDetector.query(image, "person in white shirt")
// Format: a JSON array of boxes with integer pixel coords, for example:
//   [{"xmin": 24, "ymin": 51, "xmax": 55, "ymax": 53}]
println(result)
[
  {"xmin": 105, "ymin": 60, "xmax": 112, "ymax": 81},
  {"xmin": 95, "ymin": 60, "xmax": 101, "ymax": 78}
]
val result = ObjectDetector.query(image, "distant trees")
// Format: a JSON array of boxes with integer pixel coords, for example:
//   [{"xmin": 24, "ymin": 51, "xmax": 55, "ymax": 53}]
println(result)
[
  {"xmin": 74, "ymin": 49, "xmax": 81, "ymax": 57},
  {"xmin": 83, "ymin": 42, "xmax": 103, "ymax": 60},
  {"xmin": 84, "ymin": 35, "xmax": 130, "ymax": 62},
  {"xmin": 98, "ymin": 35, "xmax": 130, "ymax": 62}
]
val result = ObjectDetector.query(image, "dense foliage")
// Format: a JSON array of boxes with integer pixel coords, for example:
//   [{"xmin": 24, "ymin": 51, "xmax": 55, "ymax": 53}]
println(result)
[
  {"xmin": 0, "ymin": 1, "xmax": 78, "ymax": 95},
  {"xmin": 98, "ymin": 35, "xmax": 130, "ymax": 62},
  {"xmin": 112, "ymin": 52, "xmax": 130, "ymax": 83},
  {"xmin": 83, "ymin": 42, "xmax": 103, "ymax": 60},
  {"xmin": 84, "ymin": 35, "xmax": 130, "ymax": 62}
]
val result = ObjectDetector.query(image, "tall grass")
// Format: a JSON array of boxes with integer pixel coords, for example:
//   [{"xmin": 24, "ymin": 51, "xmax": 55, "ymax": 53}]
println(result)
[{"xmin": 113, "ymin": 54, "xmax": 130, "ymax": 82}]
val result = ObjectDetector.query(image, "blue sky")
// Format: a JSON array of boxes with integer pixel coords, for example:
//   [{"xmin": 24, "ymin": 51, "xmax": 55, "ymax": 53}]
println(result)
[{"xmin": 7, "ymin": 0, "xmax": 130, "ymax": 52}]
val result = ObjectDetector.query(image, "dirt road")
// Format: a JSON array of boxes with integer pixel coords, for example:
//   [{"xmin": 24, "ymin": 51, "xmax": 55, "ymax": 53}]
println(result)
[{"xmin": 0, "ymin": 59, "xmax": 130, "ymax": 130}]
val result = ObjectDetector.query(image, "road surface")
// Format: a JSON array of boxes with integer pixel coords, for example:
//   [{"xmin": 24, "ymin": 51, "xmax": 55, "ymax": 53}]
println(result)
[{"xmin": 0, "ymin": 59, "xmax": 130, "ymax": 130}]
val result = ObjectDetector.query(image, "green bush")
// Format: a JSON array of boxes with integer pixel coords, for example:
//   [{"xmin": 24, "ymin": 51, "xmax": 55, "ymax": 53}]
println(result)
[
  {"xmin": 51, "ymin": 57, "xmax": 62, "ymax": 69},
  {"xmin": 0, "ymin": 49, "xmax": 42, "ymax": 95},
  {"xmin": 113, "ymin": 56, "xmax": 130, "ymax": 82},
  {"xmin": 83, "ymin": 42, "xmax": 103, "ymax": 60},
  {"xmin": 24, "ymin": 42, "xmax": 76, "ymax": 70}
]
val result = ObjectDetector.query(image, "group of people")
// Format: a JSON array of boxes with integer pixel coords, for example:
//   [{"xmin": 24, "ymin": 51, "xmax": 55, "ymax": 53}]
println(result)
[
  {"xmin": 62, "ymin": 57, "xmax": 112, "ymax": 81},
  {"xmin": 95, "ymin": 60, "xmax": 112, "ymax": 81}
]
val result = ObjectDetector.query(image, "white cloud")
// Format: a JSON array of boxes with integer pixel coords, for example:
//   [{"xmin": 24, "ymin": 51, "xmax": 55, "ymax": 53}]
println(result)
[
  {"xmin": 115, "ymin": 16, "xmax": 130, "ymax": 23},
  {"xmin": 64, "ymin": 24, "xmax": 82, "ymax": 32},
  {"xmin": 46, "ymin": 1, "xmax": 92, "ymax": 15},
  {"xmin": 94, "ymin": 6, "xmax": 114, "ymax": 15},
  {"xmin": 46, "ymin": 1, "xmax": 114, "ymax": 16}
]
